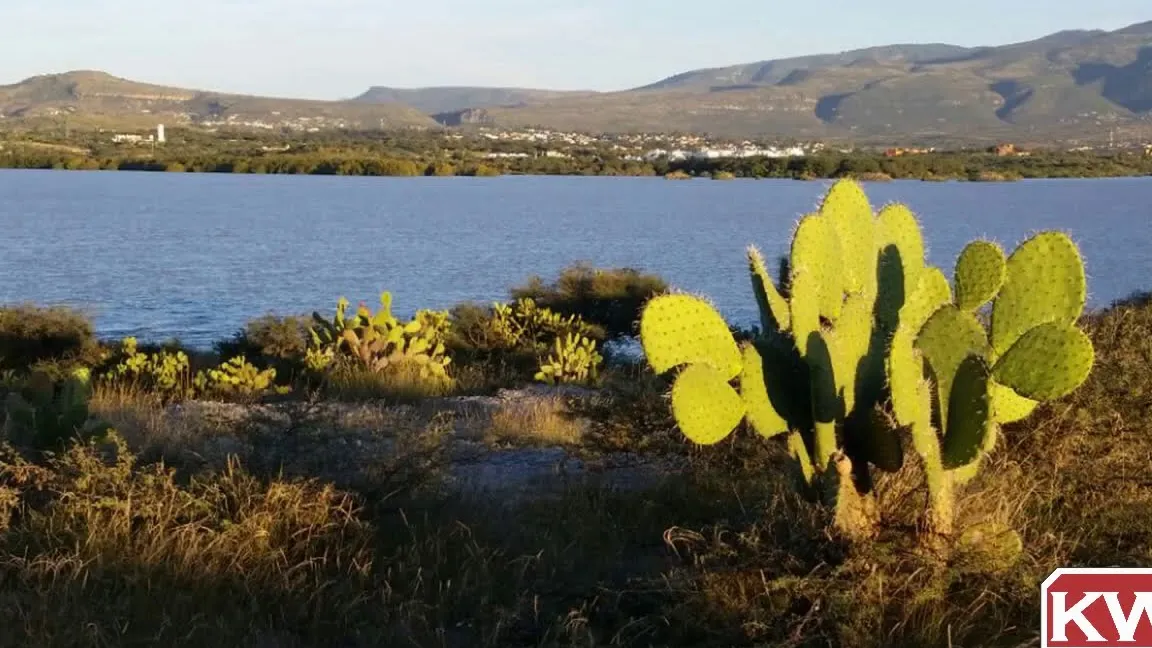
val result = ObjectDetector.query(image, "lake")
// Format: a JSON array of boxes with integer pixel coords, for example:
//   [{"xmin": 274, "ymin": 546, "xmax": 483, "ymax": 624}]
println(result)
[{"xmin": 2, "ymin": 170, "xmax": 1149, "ymax": 348}]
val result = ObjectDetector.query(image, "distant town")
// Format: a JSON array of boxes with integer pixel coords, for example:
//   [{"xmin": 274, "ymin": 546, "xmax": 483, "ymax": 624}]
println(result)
[{"xmin": 90, "ymin": 124, "xmax": 1152, "ymax": 162}]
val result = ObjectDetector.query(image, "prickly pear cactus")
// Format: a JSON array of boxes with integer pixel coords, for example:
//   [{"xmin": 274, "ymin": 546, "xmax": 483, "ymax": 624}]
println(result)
[
  {"xmin": 640, "ymin": 179, "xmax": 935, "ymax": 540},
  {"xmin": 535, "ymin": 332, "xmax": 603, "ymax": 386},
  {"xmin": 193, "ymin": 356, "xmax": 288, "ymax": 398},
  {"xmin": 888, "ymin": 232, "xmax": 1095, "ymax": 537},
  {"xmin": 100, "ymin": 337, "xmax": 194, "ymax": 401},
  {"xmin": 3, "ymin": 367, "xmax": 110, "ymax": 451},
  {"xmin": 310, "ymin": 293, "xmax": 454, "ymax": 386}
]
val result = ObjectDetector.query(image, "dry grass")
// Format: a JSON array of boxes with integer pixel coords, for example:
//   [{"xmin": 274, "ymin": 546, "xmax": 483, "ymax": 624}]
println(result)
[
  {"xmin": 484, "ymin": 395, "xmax": 585, "ymax": 446},
  {"xmin": 1, "ymin": 298, "xmax": 1151, "ymax": 646},
  {"xmin": 88, "ymin": 383, "xmax": 242, "ymax": 466},
  {"xmin": 323, "ymin": 363, "xmax": 455, "ymax": 402}
]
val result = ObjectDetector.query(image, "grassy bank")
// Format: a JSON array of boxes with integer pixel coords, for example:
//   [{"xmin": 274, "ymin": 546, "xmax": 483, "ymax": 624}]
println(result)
[{"xmin": 2, "ymin": 256, "xmax": 1151, "ymax": 646}]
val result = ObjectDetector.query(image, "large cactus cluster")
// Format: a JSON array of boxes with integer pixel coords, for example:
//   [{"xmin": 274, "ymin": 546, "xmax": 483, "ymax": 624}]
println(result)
[
  {"xmin": 639, "ymin": 179, "xmax": 1095, "ymax": 541},
  {"xmin": 310, "ymin": 292, "xmax": 453, "ymax": 384}
]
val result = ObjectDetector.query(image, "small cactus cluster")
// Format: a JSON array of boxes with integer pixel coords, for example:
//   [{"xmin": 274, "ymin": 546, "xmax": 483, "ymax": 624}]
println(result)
[
  {"xmin": 101, "ymin": 337, "xmax": 195, "ymax": 401},
  {"xmin": 310, "ymin": 292, "xmax": 453, "ymax": 385},
  {"xmin": 535, "ymin": 332, "xmax": 603, "ymax": 386},
  {"xmin": 639, "ymin": 179, "xmax": 1095, "ymax": 542},
  {"xmin": 193, "ymin": 355, "xmax": 288, "ymax": 398},
  {"xmin": 491, "ymin": 298, "xmax": 597, "ymax": 350},
  {"xmin": 3, "ymin": 367, "xmax": 110, "ymax": 451},
  {"xmin": 479, "ymin": 297, "xmax": 604, "ymax": 387}
]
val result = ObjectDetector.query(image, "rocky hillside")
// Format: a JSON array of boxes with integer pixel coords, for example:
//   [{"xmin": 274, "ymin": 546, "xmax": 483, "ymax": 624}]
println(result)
[
  {"xmin": 0, "ymin": 71, "xmax": 439, "ymax": 131},
  {"xmin": 431, "ymin": 21, "xmax": 1152, "ymax": 140},
  {"xmin": 353, "ymin": 86, "xmax": 593, "ymax": 115}
]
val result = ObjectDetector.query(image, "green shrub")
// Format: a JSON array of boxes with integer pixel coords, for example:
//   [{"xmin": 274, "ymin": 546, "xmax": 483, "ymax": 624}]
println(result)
[
  {"xmin": 447, "ymin": 298, "xmax": 604, "ymax": 387},
  {"xmin": 216, "ymin": 314, "xmax": 311, "ymax": 376},
  {"xmin": 511, "ymin": 263, "xmax": 668, "ymax": 338},
  {"xmin": 2, "ymin": 367, "xmax": 111, "ymax": 453},
  {"xmin": 0, "ymin": 305, "xmax": 99, "ymax": 373}
]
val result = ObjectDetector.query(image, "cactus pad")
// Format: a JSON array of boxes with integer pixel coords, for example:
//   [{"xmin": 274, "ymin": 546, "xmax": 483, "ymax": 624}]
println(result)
[
  {"xmin": 915, "ymin": 305, "xmax": 990, "ymax": 424},
  {"xmin": 954, "ymin": 240, "xmax": 1007, "ymax": 312},
  {"xmin": 821, "ymin": 179, "xmax": 877, "ymax": 296},
  {"xmin": 671, "ymin": 363, "xmax": 746, "ymax": 445},
  {"xmin": 941, "ymin": 354, "xmax": 992, "ymax": 469},
  {"xmin": 791, "ymin": 214, "xmax": 844, "ymax": 322},
  {"xmin": 992, "ymin": 322, "xmax": 1095, "ymax": 401},
  {"xmin": 828, "ymin": 293, "xmax": 874, "ymax": 413},
  {"xmin": 640, "ymin": 294, "xmax": 741, "ymax": 378},
  {"xmin": 888, "ymin": 332, "xmax": 926, "ymax": 427},
  {"xmin": 990, "ymin": 382, "xmax": 1038, "ymax": 423},
  {"xmin": 991, "ymin": 232, "xmax": 1087, "ymax": 357},
  {"xmin": 807, "ymin": 330, "xmax": 841, "ymax": 467},
  {"xmin": 739, "ymin": 342, "xmax": 789, "ymax": 439},
  {"xmin": 889, "ymin": 268, "xmax": 953, "ymax": 426},
  {"xmin": 789, "ymin": 267, "xmax": 822, "ymax": 356},
  {"xmin": 905, "ymin": 268, "xmax": 954, "ymax": 330},
  {"xmin": 748, "ymin": 245, "xmax": 790, "ymax": 333},
  {"xmin": 876, "ymin": 203, "xmax": 927, "ymax": 292}
]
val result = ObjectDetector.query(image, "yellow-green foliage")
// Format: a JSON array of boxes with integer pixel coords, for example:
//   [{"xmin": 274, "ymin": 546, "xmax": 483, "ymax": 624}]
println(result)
[
  {"xmin": 310, "ymin": 293, "xmax": 453, "ymax": 389},
  {"xmin": 639, "ymin": 179, "xmax": 1096, "ymax": 545},
  {"xmin": 491, "ymin": 298, "xmax": 597, "ymax": 350},
  {"xmin": 534, "ymin": 332, "xmax": 603, "ymax": 386},
  {"xmin": 193, "ymin": 356, "xmax": 288, "ymax": 398},
  {"xmin": 100, "ymin": 337, "xmax": 194, "ymax": 401}
]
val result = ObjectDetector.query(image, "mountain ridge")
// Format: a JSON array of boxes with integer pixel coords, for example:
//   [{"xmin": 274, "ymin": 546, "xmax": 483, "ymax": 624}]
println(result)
[
  {"xmin": 4, "ymin": 20, "xmax": 1152, "ymax": 142},
  {"xmin": 0, "ymin": 70, "xmax": 438, "ymax": 131},
  {"xmin": 373, "ymin": 20, "xmax": 1152, "ymax": 140}
]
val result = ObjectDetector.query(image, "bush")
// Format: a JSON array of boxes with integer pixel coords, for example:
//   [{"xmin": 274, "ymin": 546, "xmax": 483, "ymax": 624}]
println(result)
[
  {"xmin": 0, "ymin": 305, "xmax": 99, "ymax": 373},
  {"xmin": 511, "ymin": 263, "xmax": 668, "ymax": 338},
  {"xmin": 215, "ymin": 314, "xmax": 311, "ymax": 376}
]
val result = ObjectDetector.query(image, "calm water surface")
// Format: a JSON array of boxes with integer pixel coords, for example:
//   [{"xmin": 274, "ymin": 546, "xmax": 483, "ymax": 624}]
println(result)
[{"xmin": 1, "ymin": 170, "xmax": 1149, "ymax": 348}]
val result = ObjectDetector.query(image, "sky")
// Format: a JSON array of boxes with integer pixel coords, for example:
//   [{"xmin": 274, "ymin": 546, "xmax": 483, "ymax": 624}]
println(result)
[{"xmin": 0, "ymin": 0, "xmax": 1148, "ymax": 99}]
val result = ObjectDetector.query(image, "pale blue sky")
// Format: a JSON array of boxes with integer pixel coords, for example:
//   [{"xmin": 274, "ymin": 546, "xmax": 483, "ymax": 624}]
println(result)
[{"xmin": 0, "ymin": 1, "xmax": 1148, "ymax": 98}]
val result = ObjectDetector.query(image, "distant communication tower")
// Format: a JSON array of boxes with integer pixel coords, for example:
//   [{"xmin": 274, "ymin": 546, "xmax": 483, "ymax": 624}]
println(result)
[{"xmin": 157, "ymin": 124, "xmax": 166, "ymax": 144}]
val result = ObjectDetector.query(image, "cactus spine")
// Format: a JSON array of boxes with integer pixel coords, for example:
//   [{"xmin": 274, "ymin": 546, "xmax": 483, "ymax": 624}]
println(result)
[{"xmin": 640, "ymin": 179, "xmax": 933, "ymax": 540}]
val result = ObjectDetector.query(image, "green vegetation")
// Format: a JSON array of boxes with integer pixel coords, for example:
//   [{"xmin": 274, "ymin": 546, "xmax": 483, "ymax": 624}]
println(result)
[
  {"xmin": 1, "ymin": 192, "xmax": 1150, "ymax": 645},
  {"xmin": 3, "ymin": 126, "xmax": 1152, "ymax": 180},
  {"xmin": 640, "ymin": 180, "xmax": 1095, "ymax": 553}
]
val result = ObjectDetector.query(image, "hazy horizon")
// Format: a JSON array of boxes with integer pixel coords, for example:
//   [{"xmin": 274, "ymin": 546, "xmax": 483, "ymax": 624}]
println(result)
[{"xmin": 1, "ymin": 1, "xmax": 1148, "ymax": 99}]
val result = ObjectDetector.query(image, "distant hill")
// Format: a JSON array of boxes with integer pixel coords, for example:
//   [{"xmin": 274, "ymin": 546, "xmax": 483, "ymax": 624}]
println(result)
[
  {"xmin": 7, "ymin": 20, "xmax": 1152, "ymax": 143},
  {"xmin": 353, "ymin": 86, "xmax": 593, "ymax": 115},
  {"xmin": 0, "ymin": 71, "xmax": 439, "ymax": 131},
  {"xmin": 426, "ymin": 20, "xmax": 1152, "ymax": 141}
]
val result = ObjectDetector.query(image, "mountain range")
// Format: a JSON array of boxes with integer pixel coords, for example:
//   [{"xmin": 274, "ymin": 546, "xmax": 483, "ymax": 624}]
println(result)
[
  {"xmin": 4, "ymin": 20, "xmax": 1152, "ymax": 143},
  {"xmin": 0, "ymin": 71, "xmax": 438, "ymax": 132}
]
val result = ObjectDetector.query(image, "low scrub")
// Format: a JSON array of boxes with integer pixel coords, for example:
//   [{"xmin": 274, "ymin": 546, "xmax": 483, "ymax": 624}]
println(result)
[
  {"xmin": 510, "ymin": 263, "xmax": 667, "ymax": 339},
  {"xmin": 0, "ymin": 304, "xmax": 100, "ymax": 373}
]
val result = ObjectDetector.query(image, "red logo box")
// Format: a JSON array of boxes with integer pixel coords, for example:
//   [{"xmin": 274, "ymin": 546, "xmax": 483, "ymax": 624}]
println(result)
[{"xmin": 1043, "ymin": 568, "xmax": 1152, "ymax": 647}]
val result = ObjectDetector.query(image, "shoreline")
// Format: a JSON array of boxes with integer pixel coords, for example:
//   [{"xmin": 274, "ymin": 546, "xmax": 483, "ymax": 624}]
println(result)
[
  {"xmin": 2, "ymin": 149, "xmax": 1151, "ymax": 182},
  {"xmin": 2, "ymin": 165, "xmax": 1152, "ymax": 183}
]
